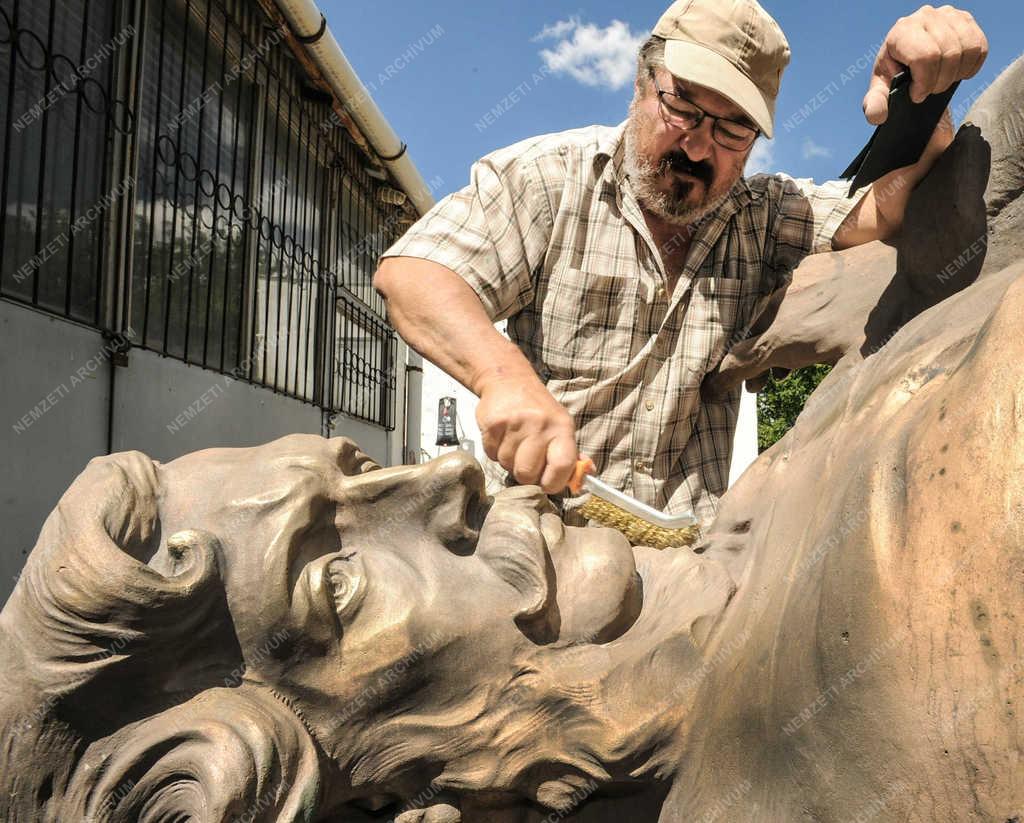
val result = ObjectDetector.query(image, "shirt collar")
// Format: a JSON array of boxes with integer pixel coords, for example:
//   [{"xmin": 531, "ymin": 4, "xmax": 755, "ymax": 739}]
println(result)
[{"xmin": 594, "ymin": 119, "xmax": 629, "ymax": 192}]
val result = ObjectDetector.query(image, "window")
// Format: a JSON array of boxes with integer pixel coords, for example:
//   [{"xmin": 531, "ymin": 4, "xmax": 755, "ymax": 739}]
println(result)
[
  {"xmin": 2, "ymin": 0, "xmax": 411, "ymax": 429},
  {"xmin": 330, "ymin": 288, "xmax": 396, "ymax": 429},
  {"xmin": 247, "ymin": 65, "xmax": 329, "ymax": 401},
  {"xmin": 0, "ymin": 0, "xmax": 128, "ymax": 323},
  {"xmin": 131, "ymin": 0, "xmax": 259, "ymax": 371}
]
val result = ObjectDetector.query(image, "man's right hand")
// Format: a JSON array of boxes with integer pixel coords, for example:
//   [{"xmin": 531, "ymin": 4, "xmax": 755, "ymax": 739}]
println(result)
[{"xmin": 475, "ymin": 373, "xmax": 578, "ymax": 494}]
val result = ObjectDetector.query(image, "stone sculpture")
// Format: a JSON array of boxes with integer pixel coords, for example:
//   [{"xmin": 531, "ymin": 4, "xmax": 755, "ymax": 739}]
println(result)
[{"xmin": 1, "ymin": 57, "xmax": 1022, "ymax": 823}]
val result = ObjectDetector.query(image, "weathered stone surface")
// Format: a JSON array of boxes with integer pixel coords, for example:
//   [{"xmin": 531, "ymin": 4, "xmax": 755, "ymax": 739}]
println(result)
[{"xmin": 1, "ymin": 56, "xmax": 1022, "ymax": 823}]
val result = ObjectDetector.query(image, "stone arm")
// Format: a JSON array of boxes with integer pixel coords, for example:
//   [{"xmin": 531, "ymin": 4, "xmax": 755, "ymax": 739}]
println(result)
[{"xmin": 703, "ymin": 121, "xmax": 991, "ymax": 399}]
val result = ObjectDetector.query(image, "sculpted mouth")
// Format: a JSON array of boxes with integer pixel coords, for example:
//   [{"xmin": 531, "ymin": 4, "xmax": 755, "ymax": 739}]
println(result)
[
  {"xmin": 479, "ymin": 486, "xmax": 646, "ymax": 644},
  {"xmin": 486, "ymin": 486, "xmax": 564, "ymax": 547},
  {"xmin": 474, "ymin": 486, "xmax": 557, "ymax": 629}
]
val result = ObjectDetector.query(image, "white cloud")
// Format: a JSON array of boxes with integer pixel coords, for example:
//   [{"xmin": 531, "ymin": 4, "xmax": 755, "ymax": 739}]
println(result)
[
  {"xmin": 801, "ymin": 137, "xmax": 832, "ymax": 159},
  {"xmin": 534, "ymin": 18, "xmax": 649, "ymax": 91},
  {"xmin": 531, "ymin": 16, "xmax": 582, "ymax": 43},
  {"xmin": 746, "ymin": 139, "xmax": 775, "ymax": 175}
]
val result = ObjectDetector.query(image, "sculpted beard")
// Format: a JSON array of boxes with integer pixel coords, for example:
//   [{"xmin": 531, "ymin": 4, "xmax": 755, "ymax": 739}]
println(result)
[{"xmin": 624, "ymin": 95, "xmax": 740, "ymax": 227}]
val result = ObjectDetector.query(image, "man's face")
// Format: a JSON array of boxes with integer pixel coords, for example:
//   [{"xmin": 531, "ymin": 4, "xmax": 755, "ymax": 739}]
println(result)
[{"xmin": 625, "ymin": 66, "xmax": 756, "ymax": 227}]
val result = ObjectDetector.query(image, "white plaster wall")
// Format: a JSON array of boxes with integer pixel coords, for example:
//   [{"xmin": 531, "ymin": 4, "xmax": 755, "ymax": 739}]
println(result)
[
  {"xmin": 419, "ymin": 364, "xmax": 483, "ymax": 459},
  {"xmin": 728, "ymin": 389, "xmax": 759, "ymax": 487}
]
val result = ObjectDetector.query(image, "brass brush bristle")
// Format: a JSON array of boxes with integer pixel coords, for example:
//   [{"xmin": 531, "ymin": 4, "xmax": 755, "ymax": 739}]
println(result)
[
  {"xmin": 579, "ymin": 495, "xmax": 701, "ymax": 549},
  {"xmin": 568, "ymin": 457, "xmax": 701, "ymax": 549}
]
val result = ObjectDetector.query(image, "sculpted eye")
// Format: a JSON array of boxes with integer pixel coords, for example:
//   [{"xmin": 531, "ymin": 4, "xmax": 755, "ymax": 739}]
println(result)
[{"xmin": 325, "ymin": 552, "xmax": 366, "ymax": 620}]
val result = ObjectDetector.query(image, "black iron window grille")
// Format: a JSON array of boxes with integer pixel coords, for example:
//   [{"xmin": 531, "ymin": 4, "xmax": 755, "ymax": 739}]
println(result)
[
  {"xmin": 0, "ymin": 0, "xmax": 411, "ymax": 430},
  {"xmin": 0, "ymin": 0, "xmax": 134, "ymax": 326}
]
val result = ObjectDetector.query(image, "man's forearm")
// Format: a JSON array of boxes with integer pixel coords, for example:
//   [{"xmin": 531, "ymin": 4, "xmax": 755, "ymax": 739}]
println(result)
[
  {"xmin": 373, "ymin": 256, "xmax": 541, "ymax": 395},
  {"xmin": 871, "ymin": 106, "xmax": 956, "ymax": 234},
  {"xmin": 833, "ymin": 107, "xmax": 956, "ymax": 250},
  {"xmin": 376, "ymin": 255, "xmax": 578, "ymax": 492}
]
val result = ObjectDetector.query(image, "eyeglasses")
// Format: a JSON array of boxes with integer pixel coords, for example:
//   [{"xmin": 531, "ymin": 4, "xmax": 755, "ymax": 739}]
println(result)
[{"xmin": 651, "ymin": 75, "xmax": 759, "ymax": 152}]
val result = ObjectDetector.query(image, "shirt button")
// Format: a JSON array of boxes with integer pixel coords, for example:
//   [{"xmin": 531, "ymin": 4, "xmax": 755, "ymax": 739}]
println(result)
[
  {"xmin": 655, "ymin": 286, "xmax": 666, "ymax": 300},
  {"xmin": 645, "ymin": 400, "xmax": 655, "ymax": 411},
  {"xmin": 634, "ymin": 458, "xmax": 647, "ymax": 472}
]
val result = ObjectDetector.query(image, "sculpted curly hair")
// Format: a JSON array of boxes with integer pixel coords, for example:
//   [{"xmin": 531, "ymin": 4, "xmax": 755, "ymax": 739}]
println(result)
[{"xmin": 0, "ymin": 453, "xmax": 322, "ymax": 821}]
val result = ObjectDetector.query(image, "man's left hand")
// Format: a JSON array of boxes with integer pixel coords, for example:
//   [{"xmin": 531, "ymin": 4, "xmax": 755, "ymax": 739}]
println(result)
[{"xmin": 863, "ymin": 4, "xmax": 988, "ymax": 124}]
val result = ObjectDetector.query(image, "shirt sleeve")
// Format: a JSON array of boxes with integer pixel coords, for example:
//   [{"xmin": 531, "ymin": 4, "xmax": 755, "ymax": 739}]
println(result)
[
  {"xmin": 378, "ymin": 150, "xmax": 552, "ymax": 322},
  {"xmin": 761, "ymin": 175, "xmax": 872, "ymax": 293}
]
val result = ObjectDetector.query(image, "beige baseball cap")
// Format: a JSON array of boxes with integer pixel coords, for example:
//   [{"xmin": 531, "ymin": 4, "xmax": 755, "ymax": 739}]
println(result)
[{"xmin": 652, "ymin": 0, "xmax": 790, "ymax": 138}]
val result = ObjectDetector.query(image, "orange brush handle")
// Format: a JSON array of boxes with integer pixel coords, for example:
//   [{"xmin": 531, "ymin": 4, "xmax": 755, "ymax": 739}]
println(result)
[{"xmin": 567, "ymin": 455, "xmax": 596, "ymax": 495}]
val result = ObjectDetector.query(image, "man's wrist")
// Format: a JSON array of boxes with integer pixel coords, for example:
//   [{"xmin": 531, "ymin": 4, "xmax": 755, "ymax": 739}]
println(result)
[
  {"xmin": 470, "ymin": 350, "xmax": 542, "ymax": 397},
  {"xmin": 473, "ymin": 368, "xmax": 543, "ymax": 397}
]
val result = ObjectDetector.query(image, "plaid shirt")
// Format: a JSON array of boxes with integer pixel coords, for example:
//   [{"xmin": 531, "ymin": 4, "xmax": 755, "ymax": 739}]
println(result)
[{"xmin": 381, "ymin": 121, "xmax": 869, "ymax": 526}]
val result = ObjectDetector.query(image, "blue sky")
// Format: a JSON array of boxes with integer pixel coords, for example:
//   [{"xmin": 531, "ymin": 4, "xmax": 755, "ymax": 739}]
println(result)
[{"xmin": 323, "ymin": 0, "xmax": 1022, "ymax": 199}]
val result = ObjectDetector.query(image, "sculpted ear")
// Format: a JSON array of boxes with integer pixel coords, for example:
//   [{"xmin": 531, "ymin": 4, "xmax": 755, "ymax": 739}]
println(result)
[
  {"xmin": 1, "ymin": 451, "xmax": 240, "ymax": 820},
  {"xmin": 4, "ymin": 448, "xmax": 233, "ymax": 672},
  {"xmin": 63, "ymin": 450, "xmax": 163, "ymax": 561},
  {"xmin": 14, "ymin": 451, "xmax": 226, "ymax": 641}
]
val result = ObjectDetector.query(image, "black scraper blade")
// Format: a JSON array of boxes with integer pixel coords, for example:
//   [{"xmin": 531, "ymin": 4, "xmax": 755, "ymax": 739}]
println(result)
[{"xmin": 841, "ymin": 70, "xmax": 958, "ymax": 197}]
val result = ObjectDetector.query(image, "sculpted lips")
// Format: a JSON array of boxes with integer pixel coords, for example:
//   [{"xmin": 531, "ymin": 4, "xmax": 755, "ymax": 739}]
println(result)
[
  {"xmin": 479, "ymin": 485, "xmax": 643, "ymax": 643},
  {"xmin": 475, "ymin": 486, "xmax": 556, "ymax": 624},
  {"xmin": 488, "ymin": 486, "xmax": 562, "ymax": 546}
]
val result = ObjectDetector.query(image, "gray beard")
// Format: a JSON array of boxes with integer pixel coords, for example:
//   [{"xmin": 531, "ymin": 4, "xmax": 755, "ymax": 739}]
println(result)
[{"xmin": 623, "ymin": 112, "xmax": 736, "ymax": 228}]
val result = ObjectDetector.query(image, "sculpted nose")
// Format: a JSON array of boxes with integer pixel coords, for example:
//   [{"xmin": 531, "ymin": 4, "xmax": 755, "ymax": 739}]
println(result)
[
  {"xmin": 419, "ymin": 451, "xmax": 489, "ymax": 551},
  {"xmin": 337, "ymin": 450, "xmax": 489, "ymax": 548},
  {"xmin": 423, "ymin": 449, "xmax": 486, "ymax": 498}
]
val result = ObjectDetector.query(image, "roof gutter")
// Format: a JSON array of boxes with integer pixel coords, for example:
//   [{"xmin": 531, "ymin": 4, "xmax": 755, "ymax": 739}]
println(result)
[{"xmin": 268, "ymin": 0, "xmax": 436, "ymax": 216}]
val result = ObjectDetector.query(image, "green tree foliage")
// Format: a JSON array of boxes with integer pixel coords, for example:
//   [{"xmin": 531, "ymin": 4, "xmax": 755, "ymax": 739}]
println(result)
[{"xmin": 757, "ymin": 365, "xmax": 832, "ymax": 451}]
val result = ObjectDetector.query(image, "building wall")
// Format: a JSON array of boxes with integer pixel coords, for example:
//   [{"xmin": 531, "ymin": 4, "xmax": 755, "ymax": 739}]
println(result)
[
  {"xmin": 0, "ymin": 298, "xmax": 402, "ymax": 608},
  {"xmin": 419, "ymin": 365, "xmax": 484, "ymax": 464},
  {"xmin": 729, "ymin": 390, "xmax": 759, "ymax": 486},
  {"xmin": 1, "ymin": 303, "xmax": 110, "ymax": 603},
  {"xmin": 0, "ymin": 0, "xmax": 426, "ymax": 609},
  {"xmin": 112, "ymin": 344, "xmax": 401, "ymax": 467}
]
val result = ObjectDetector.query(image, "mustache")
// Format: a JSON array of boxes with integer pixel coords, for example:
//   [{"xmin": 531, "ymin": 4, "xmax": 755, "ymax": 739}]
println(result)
[{"xmin": 658, "ymin": 151, "xmax": 713, "ymax": 185}]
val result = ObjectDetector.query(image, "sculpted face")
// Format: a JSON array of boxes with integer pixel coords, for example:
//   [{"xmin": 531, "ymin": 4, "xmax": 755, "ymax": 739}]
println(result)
[
  {"xmin": 625, "ymin": 66, "xmax": 753, "ymax": 226},
  {"xmin": 0, "ymin": 431, "xmax": 655, "ymax": 820},
  {"xmin": 153, "ymin": 435, "xmax": 643, "ymax": 762}
]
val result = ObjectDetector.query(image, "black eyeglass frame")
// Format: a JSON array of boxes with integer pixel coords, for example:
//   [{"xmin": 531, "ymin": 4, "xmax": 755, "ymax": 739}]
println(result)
[{"xmin": 651, "ymin": 74, "xmax": 760, "ymax": 152}]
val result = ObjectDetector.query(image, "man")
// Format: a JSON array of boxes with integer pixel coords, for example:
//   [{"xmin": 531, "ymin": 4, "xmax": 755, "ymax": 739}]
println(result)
[{"xmin": 374, "ymin": 1, "xmax": 987, "ymax": 525}]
